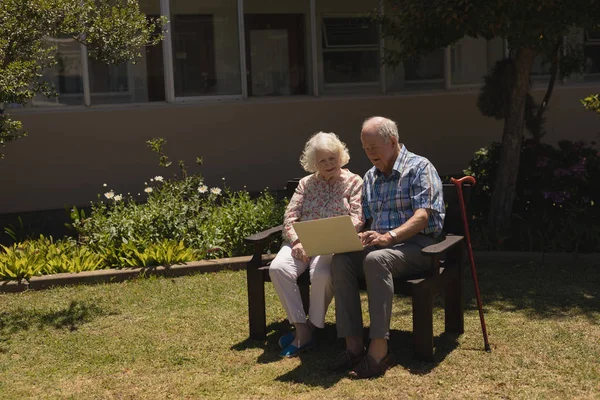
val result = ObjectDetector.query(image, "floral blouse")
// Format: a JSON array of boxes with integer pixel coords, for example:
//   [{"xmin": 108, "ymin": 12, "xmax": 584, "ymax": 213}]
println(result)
[{"xmin": 283, "ymin": 168, "xmax": 365, "ymax": 244}]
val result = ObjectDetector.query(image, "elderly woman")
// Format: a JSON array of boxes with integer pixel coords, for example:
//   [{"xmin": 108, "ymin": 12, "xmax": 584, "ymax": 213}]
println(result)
[{"xmin": 270, "ymin": 132, "xmax": 364, "ymax": 358}]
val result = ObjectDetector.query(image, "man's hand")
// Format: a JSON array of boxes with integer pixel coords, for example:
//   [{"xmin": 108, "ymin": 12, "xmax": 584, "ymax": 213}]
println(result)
[
  {"xmin": 291, "ymin": 242, "xmax": 309, "ymax": 263},
  {"xmin": 359, "ymin": 230, "xmax": 394, "ymax": 248}
]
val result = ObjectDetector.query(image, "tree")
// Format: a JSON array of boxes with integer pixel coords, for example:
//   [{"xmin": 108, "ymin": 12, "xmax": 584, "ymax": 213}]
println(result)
[
  {"xmin": 379, "ymin": 0, "xmax": 600, "ymax": 233},
  {"xmin": 0, "ymin": 0, "xmax": 165, "ymax": 158}
]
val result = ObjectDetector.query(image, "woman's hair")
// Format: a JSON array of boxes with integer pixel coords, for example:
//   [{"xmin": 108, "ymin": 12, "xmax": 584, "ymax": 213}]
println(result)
[{"xmin": 299, "ymin": 131, "xmax": 350, "ymax": 173}]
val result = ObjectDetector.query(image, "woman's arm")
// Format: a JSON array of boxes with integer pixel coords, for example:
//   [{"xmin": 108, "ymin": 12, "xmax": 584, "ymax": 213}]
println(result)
[
  {"xmin": 348, "ymin": 176, "xmax": 365, "ymax": 232},
  {"xmin": 282, "ymin": 178, "xmax": 306, "ymax": 244}
]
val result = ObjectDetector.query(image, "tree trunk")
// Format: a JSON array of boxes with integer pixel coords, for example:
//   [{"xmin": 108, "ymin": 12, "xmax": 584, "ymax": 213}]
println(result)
[
  {"xmin": 532, "ymin": 42, "xmax": 561, "ymax": 144},
  {"xmin": 488, "ymin": 47, "xmax": 535, "ymax": 234}
]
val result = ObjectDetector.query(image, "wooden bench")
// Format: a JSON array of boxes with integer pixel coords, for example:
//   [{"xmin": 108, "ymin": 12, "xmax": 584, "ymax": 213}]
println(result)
[{"xmin": 244, "ymin": 180, "xmax": 469, "ymax": 361}]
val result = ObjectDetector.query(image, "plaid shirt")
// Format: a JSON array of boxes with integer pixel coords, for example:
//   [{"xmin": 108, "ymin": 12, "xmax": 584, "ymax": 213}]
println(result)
[{"xmin": 362, "ymin": 145, "xmax": 445, "ymax": 236}]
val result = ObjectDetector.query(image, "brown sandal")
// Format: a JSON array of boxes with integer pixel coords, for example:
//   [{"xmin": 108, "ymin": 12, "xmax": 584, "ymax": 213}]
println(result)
[
  {"xmin": 327, "ymin": 349, "xmax": 366, "ymax": 372},
  {"xmin": 348, "ymin": 353, "xmax": 394, "ymax": 379}
]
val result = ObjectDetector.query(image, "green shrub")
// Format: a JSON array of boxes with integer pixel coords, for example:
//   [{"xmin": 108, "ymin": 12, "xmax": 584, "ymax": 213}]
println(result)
[
  {"xmin": 0, "ymin": 242, "xmax": 44, "ymax": 282},
  {"xmin": 581, "ymin": 94, "xmax": 600, "ymax": 116},
  {"xmin": 71, "ymin": 178, "xmax": 285, "ymax": 262},
  {"xmin": 38, "ymin": 237, "xmax": 105, "ymax": 274},
  {"xmin": 1, "ymin": 138, "xmax": 286, "ymax": 281},
  {"xmin": 465, "ymin": 139, "xmax": 600, "ymax": 252},
  {"xmin": 0, "ymin": 237, "xmax": 106, "ymax": 281},
  {"xmin": 107, "ymin": 240, "xmax": 200, "ymax": 268}
]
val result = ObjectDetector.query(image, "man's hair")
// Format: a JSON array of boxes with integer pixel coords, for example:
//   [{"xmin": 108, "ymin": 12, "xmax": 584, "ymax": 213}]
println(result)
[
  {"xmin": 299, "ymin": 131, "xmax": 351, "ymax": 173},
  {"xmin": 363, "ymin": 116, "xmax": 399, "ymax": 143}
]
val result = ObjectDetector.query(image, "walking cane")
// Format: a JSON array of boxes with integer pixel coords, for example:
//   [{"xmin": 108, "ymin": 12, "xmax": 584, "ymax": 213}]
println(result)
[{"xmin": 450, "ymin": 176, "xmax": 491, "ymax": 352}]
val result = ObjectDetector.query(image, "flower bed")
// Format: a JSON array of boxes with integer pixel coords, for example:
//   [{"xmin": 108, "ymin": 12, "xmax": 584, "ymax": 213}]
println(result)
[{"xmin": 1, "ymin": 138, "xmax": 285, "ymax": 284}]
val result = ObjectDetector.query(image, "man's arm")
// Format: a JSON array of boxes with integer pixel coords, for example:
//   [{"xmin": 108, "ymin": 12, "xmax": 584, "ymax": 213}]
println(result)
[{"xmin": 359, "ymin": 208, "xmax": 431, "ymax": 247}]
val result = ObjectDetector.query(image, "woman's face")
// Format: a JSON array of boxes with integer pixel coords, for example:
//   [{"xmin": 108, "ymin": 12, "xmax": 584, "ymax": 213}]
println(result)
[{"xmin": 315, "ymin": 149, "xmax": 342, "ymax": 180}]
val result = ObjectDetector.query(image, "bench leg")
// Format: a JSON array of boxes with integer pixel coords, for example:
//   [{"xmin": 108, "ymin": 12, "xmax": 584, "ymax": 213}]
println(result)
[
  {"xmin": 445, "ymin": 247, "xmax": 465, "ymax": 334},
  {"xmin": 444, "ymin": 266, "xmax": 464, "ymax": 334},
  {"xmin": 412, "ymin": 288, "xmax": 434, "ymax": 361},
  {"xmin": 247, "ymin": 267, "xmax": 267, "ymax": 340}
]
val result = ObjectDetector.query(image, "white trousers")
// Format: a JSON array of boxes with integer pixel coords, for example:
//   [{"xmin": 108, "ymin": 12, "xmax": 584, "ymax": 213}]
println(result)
[{"xmin": 269, "ymin": 244, "xmax": 333, "ymax": 328}]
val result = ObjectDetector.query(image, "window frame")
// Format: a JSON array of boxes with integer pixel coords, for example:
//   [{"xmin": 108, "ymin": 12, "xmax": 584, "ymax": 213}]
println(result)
[
  {"xmin": 25, "ymin": 1, "xmax": 600, "ymax": 109},
  {"xmin": 320, "ymin": 13, "xmax": 381, "ymax": 90}
]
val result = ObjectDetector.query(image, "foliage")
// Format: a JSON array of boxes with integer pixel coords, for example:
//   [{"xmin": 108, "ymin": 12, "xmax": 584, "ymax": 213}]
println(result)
[
  {"xmin": 379, "ymin": 1, "xmax": 600, "ymax": 64},
  {"xmin": 37, "ymin": 236, "xmax": 104, "ymax": 274},
  {"xmin": 1, "ymin": 138, "xmax": 285, "ymax": 281},
  {"xmin": 70, "ymin": 179, "xmax": 284, "ymax": 262},
  {"xmin": 200, "ymin": 189, "xmax": 286, "ymax": 258},
  {"xmin": 379, "ymin": 0, "xmax": 600, "ymax": 232},
  {"xmin": 0, "ymin": 236, "xmax": 105, "ymax": 281},
  {"xmin": 4, "ymin": 217, "xmax": 26, "ymax": 243},
  {"xmin": 0, "ymin": 242, "xmax": 45, "ymax": 281},
  {"xmin": 581, "ymin": 94, "xmax": 600, "ymax": 116},
  {"xmin": 465, "ymin": 139, "xmax": 600, "ymax": 252},
  {"xmin": 69, "ymin": 137, "xmax": 285, "ymax": 262},
  {"xmin": 0, "ymin": 0, "xmax": 166, "ymax": 158},
  {"xmin": 476, "ymin": 59, "xmax": 538, "ymax": 135},
  {"xmin": 103, "ymin": 240, "xmax": 200, "ymax": 268}
]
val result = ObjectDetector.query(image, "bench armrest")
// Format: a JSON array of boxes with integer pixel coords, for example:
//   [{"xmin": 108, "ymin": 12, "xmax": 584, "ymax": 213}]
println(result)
[
  {"xmin": 421, "ymin": 234, "xmax": 464, "ymax": 256},
  {"xmin": 245, "ymin": 225, "xmax": 283, "ymax": 245}
]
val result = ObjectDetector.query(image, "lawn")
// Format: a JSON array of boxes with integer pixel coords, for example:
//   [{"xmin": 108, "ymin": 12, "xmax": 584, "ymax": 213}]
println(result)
[{"xmin": 0, "ymin": 257, "xmax": 598, "ymax": 399}]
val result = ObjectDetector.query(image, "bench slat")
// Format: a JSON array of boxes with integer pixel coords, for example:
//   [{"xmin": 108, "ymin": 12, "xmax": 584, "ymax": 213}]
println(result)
[
  {"xmin": 421, "ymin": 235, "xmax": 464, "ymax": 256},
  {"xmin": 245, "ymin": 225, "xmax": 283, "ymax": 243}
]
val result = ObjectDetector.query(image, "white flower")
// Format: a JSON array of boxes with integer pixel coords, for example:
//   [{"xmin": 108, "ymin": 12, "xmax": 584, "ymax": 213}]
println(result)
[
  {"xmin": 198, "ymin": 185, "xmax": 208, "ymax": 194},
  {"xmin": 210, "ymin": 187, "xmax": 222, "ymax": 196},
  {"xmin": 104, "ymin": 191, "xmax": 115, "ymax": 199},
  {"xmin": 144, "ymin": 182, "xmax": 148, "ymax": 185},
  {"xmin": 144, "ymin": 187, "xmax": 153, "ymax": 193},
  {"xmin": 114, "ymin": 194, "xmax": 123, "ymax": 202},
  {"xmin": 103, "ymin": 183, "xmax": 107, "ymax": 187},
  {"xmin": 154, "ymin": 175, "xmax": 164, "ymax": 182},
  {"xmin": 150, "ymin": 178, "xmax": 154, "ymax": 182}
]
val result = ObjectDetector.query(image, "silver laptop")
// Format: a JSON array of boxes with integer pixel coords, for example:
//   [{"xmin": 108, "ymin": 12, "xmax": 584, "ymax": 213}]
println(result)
[{"xmin": 292, "ymin": 215, "xmax": 364, "ymax": 257}]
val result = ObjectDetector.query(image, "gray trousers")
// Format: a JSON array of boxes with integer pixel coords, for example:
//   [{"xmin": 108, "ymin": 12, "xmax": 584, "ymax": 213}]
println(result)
[{"xmin": 331, "ymin": 234, "xmax": 435, "ymax": 340}]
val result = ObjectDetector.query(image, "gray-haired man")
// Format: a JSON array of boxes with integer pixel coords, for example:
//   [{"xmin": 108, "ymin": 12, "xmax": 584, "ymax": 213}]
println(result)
[{"xmin": 329, "ymin": 116, "xmax": 445, "ymax": 379}]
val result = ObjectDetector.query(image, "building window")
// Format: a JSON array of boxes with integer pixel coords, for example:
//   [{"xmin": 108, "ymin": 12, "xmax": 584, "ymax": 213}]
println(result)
[
  {"xmin": 404, "ymin": 49, "xmax": 444, "ymax": 87},
  {"xmin": 170, "ymin": 0, "xmax": 241, "ymax": 98},
  {"xmin": 31, "ymin": 38, "xmax": 84, "ymax": 106},
  {"xmin": 450, "ymin": 37, "xmax": 489, "ymax": 85},
  {"xmin": 88, "ymin": 60, "xmax": 132, "ymax": 104},
  {"xmin": 321, "ymin": 16, "xmax": 380, "ymax": 89},
  {"xmin": 87, "ymin": 0, "xmax": 165, "ymax": 105},
  {"xmin": 244, "ymin": 14, "xmax": 307, "ymax": 96},
  {"xmin": 584, "ymin": 29, "xmax": 600, "ymax": 78}
]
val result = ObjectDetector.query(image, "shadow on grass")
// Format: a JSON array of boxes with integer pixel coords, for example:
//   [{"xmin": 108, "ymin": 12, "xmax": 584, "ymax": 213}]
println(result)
[
  {"xmin": 0, "ymin": 300, "xmax": 112, "ymax": 339},
  {"xmin": 466, "ymin": 259, "xmax": 600, "ymax": 323},
  {"xmin": 233, "ymin": 320, "xmax": 459, "ymax": 386}
]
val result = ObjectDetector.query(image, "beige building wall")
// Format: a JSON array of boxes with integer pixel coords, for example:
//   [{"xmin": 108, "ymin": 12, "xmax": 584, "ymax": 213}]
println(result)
[{"xmin": 3, "ymin": 85, "xmax": 599, "ymax": 214}]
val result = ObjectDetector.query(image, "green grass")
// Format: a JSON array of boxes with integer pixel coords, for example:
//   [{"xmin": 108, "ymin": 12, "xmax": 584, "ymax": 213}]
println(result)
[{"xmin": 0, "ymin": 258, "xmax": 598, "ymax": 399}]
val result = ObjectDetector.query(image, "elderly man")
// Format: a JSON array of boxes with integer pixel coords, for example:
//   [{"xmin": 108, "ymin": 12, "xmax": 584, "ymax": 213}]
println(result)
[{"xmin": 329, "ymin": 116, "xmax": 445, "ymax": 379}]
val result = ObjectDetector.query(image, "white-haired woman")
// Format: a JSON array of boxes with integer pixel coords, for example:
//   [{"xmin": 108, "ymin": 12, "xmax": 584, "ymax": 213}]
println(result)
[{"xmin": 270, "ymin": 132, "xmax": 364, "ymax": 358}]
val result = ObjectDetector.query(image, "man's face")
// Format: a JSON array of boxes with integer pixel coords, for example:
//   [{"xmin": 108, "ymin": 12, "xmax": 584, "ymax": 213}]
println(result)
[{"xmin": 360, "ymin": 130, "xmax": 398, "ymax": 174}]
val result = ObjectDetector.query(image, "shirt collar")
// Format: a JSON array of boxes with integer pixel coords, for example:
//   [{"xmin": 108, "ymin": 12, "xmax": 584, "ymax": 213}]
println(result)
[{"xmin": 374, "ymin": 144, "xmax": 408, "ymax": 178}]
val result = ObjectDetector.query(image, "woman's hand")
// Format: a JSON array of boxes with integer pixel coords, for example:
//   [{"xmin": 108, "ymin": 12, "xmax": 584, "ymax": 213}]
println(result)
[
  {"xmin": 359, "ymin": 230, "xmax": 393, "ymax": 248},
  {"xmin": 291, "ymin": 242, "xmax": 309, "ymax": 263}
]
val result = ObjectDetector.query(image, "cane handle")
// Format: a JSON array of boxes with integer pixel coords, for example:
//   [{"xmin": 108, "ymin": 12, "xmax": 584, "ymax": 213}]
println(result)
[{"xmin": 450, "ymin": 176, "xmax": 476, "ymax": 186}]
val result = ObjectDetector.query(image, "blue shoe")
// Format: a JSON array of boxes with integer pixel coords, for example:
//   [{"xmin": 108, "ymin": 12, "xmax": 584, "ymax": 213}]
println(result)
[
  {"xmin": 278, "ymin": 332, "xmax": 295, "ymax": 349},
  {"xmin": 279, "ymin": 339, "xmax": 316, "ymax": 358}
]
